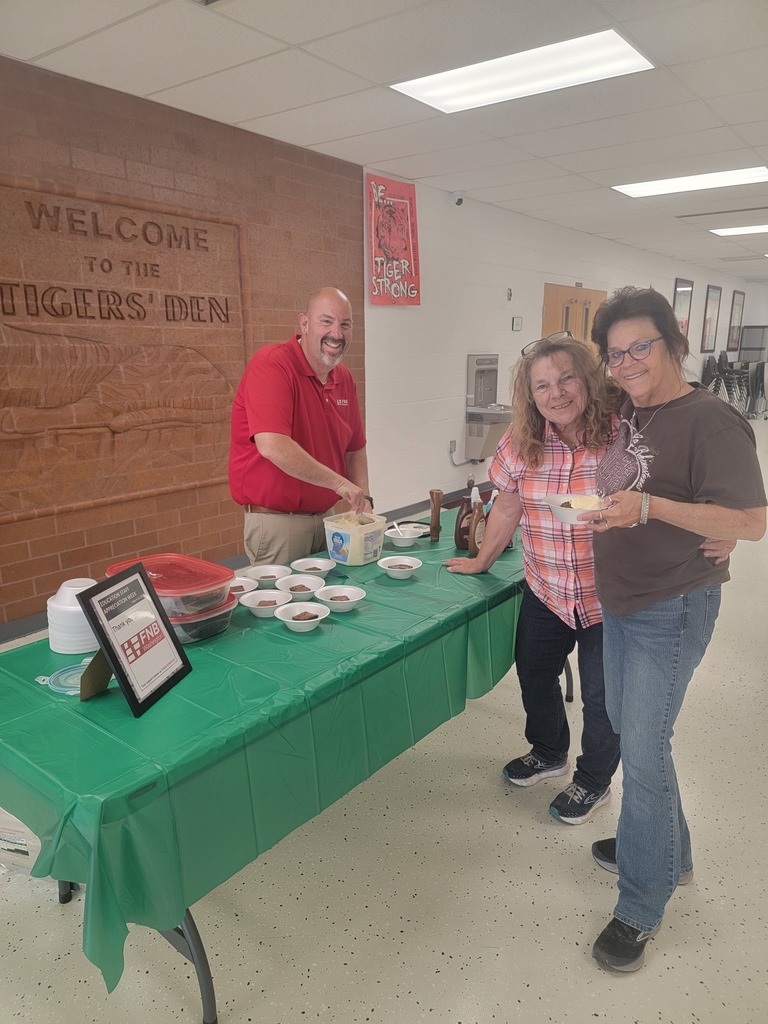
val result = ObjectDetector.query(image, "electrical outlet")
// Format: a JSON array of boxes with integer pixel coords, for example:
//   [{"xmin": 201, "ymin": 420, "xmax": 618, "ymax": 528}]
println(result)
[{"xmin": 448, "ymin": 439, "xmax": 457, "ymax": 455}]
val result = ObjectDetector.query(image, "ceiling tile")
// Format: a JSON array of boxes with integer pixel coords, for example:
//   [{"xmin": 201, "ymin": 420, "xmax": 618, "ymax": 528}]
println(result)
[
  {"xmin": 212, "ymin": 0, "xmax": 425, "ymax": 44},
  {"xmin": 237, "ymin": 88, "xmax": 434, "ymax": 148},
  {"xmin": 671, "ymin": 45, "xmax": 768, "ymax": 99},
  {"xmin": 370, "ymin": 140, "xmax": 531, "ymax": 181},
  {"xmin": 551, "ymin": 127, "xmax": 751, "ymax": 174},
  {"xmin": 33, "ymin": 1, "xmax": 284, "ymax": 96},
  {"xmin": 302, "ymin": 0, "xmax": 610, "ymax": 85},
  {"xmin": 621, "ymin": 1, "xmax": 768, "ymax": 65},
  {"xmin": 149, "ymin": 50, "xmax": 372, "ymax": 124},
  {"xmin": 0, "ymin": 0, "xmax": 156, "ymax": 60},
  {"xmin": 308, "ymin": 118, "xmax": 492, "ymax": 166},
  {"xmin": 511, "ymin": 102, "xmax": 723, "ymax": 158}
]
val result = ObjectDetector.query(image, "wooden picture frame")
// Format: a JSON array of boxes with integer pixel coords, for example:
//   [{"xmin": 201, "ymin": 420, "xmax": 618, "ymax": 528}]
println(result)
[
  {"xmin": 77, "ymin": 564, "xmax": 191, "ymax": 717},
  {"xmin": 672, "ymin": 278, "xmax": 694, "ymax": 338},
  {"xmin": 700, "ymin": 284, "xmax": 722, "ymax": 354},
  {"xmin": 727, "ymin": 290, "xmax": 745, "ymax": 353}
]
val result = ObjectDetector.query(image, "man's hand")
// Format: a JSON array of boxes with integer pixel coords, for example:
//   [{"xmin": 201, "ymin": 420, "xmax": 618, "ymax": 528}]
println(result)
[
  {"xmin": 700, "ymin": 537, "xmax": 736, "ymax": 565},
  {"xmin": 335, "ymin": 481, "xmax": 369, "ymax": 514}
]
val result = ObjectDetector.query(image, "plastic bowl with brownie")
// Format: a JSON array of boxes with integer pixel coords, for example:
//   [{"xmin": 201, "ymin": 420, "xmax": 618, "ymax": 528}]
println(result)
[
  {"xmin": 274, "ymin": 602, "xmax": 330, "ymax": 632},
  {"xmin": 239, "ymin": 590, "xmax": 292, "ymax": 618},
  {"xmin": 314, "ymin": 585, "xmax": 366, "ymax": 612}
]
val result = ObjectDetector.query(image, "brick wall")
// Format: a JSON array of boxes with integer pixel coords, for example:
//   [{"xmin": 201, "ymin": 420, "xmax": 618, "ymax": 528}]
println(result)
[{"xmin": 0, "ymin": 57, "xmax": 365, "ymax": 626}]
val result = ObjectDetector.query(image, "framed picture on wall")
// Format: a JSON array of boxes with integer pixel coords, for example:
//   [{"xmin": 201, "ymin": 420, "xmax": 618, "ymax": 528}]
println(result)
[
  {"xmin": 700, "ymin": 285, "xmax": 722, "ymax": 354},
  {"xmin": 672, "ymin": 278, "xmax": 694, "ymax": 337},
  {"xmin": 727, "ymin": 290, "xmax": 745, "ymax": 352}
]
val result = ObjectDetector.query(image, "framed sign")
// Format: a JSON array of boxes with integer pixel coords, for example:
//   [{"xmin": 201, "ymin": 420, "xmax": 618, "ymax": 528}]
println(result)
[
  {"xmin": 700, "ymin": 284, "xmax": 722, "ymax": 354},
  {"xmin": 77, "ymin": 564, "xmax": 191, "ymax": 717},
  {"xmin": 672, "ymin": 278, "xmax": 694, "ymax": 337},
  {"xmin": 727, "ymin": 290, "xmax": 745, "ymax": 352}
]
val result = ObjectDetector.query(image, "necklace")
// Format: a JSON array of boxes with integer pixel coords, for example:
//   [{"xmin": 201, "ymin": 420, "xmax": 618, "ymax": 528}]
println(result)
[{"xmin": 631, "ymin": 383, "xmax": 689, "ymax": 435}]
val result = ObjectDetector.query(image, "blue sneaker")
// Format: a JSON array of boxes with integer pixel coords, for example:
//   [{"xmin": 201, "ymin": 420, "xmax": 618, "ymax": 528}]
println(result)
[{"xmin": 549, "ymin": 783, "xmax": 611, "ymax": 824}]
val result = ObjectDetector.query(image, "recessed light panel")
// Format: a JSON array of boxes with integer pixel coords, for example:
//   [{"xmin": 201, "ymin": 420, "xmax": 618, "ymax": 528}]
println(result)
[
  {"xmin": 390, "ymin": 30, "xmax": 653, "ymax": 113},
  {"xmin": 710, "ymin": 224, "xmax": 768, "ymax": 236},
  {"xmin": 613, "ymin": 167, "xmax": 768, "ymax": 198}
]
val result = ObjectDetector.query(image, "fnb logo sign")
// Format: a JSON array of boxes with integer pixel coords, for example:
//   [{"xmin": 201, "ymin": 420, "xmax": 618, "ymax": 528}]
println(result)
[{"xmin": 121, "ymin": 620, "xmax": 164, "ymax": 663}]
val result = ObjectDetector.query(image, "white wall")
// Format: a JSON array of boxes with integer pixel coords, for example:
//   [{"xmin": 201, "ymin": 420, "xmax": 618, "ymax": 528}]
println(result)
[{"xmin": 364, "ymin": 183, "xmax": 768, "ymax": 513}]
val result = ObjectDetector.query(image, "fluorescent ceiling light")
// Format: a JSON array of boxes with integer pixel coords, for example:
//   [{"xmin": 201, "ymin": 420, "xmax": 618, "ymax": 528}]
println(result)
[
  {"xmin": 390, "ymin": 30, "xmax": 653, "ymax": 113},
  {"xmin": 710, "ymin": 223, "xmax": 768, "ymax": 236},
  {"xmin": 613, "ymin": 166, "xmax": 768, "ymax": 198}
]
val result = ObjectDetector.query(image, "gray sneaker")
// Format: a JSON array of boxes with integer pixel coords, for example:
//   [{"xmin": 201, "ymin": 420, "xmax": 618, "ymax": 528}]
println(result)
[
  {"xmin": 549, "ymin": 783, "xmax": 610, "ymax": 824},
  {"xmin": 502, "ymin": 752, "xmax": 569, "ymax": 788},
  {"xmin": 593, "ymin": 917, "xmax": 660, "ymax": 972},
  {"xmin": 592, "ymin": 838, "xmax": 693, "ymax": 885}
]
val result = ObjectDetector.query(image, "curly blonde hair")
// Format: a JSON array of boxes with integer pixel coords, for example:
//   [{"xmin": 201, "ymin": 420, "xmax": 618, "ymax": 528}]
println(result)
[{"xmin": 508, "ymin": 336, "xmax": 617, "ymax": 468}]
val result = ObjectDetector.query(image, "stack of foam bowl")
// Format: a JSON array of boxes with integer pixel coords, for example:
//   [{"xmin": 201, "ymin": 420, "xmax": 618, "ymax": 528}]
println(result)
[{"xmin": 47, "ymin": 578, "xmax": 99, "ymax": 655}]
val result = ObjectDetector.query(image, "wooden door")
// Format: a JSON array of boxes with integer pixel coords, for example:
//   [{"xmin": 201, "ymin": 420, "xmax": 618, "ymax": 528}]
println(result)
[{"xmin": 541, "ymin": 283, "xmax": 607, "ymax": 342}]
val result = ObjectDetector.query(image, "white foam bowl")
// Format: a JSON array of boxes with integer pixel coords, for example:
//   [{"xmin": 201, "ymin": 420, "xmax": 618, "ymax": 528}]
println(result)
[
  {"xmin": 275, "ymin": 574, "xmax": 325, "ymax": 601},
  {"xmin": 274, "ymin": 601, "xmax": 330, "ymax": 632},
  {"xmin": 385, "ymin": 527, "xmax": 420, "ymax": 548},
  {"xmin": 229, "ymin": 576, "xmax": 259, "ymax": 597},
  {"xmin": 377, "ymin": 556, "xmax": 422, "ymax": 580},
  {"xmin": 241, "ymin": 564, "xmax": 291, "ymax": 588},
  {"xmin": 315, "ymin": 585, "xmax": 366, "ymax": 612},
  {"xmin": 290, "ymin": 557, "xmax": 336, "ymax": 578},
  {"xmin": 398, "ymin": 522, "xmax": 430, "ymax": 536},
  {"xmin": 542, "ymin": 494, "xmax": 604, "ymax": 525},
  {"xmin": 239, "ymin": 590, "xmax": 291, "ymax": 618},
  {"xmin": 49, "ymin": 578, "xmax": 97, "ymax": 609}
]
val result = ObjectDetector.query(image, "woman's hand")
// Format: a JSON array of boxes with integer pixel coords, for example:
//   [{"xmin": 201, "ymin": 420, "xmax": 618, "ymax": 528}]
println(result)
[
  {"xmin": 444, "ymin": 556, "xmax": 487, "ymax": 574},
  {"xmin": 579, "ymin": 490, "xmax": 642, "ymax": 532}
]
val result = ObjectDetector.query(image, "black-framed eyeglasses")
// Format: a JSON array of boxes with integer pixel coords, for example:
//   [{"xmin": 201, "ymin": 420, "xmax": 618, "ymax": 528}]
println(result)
[
  {"xmin": 521, "ymin": 330, "xmax": 575, "ymax": 356},
  {"xmin": 604, "ymin": 336, "xmax": 663, "ymax": 367}
]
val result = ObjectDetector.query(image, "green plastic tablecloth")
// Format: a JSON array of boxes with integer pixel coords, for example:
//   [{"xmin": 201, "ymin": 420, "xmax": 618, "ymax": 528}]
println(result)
[{"xmin": 0, "ymin": 520, "xmax": 523, "ymax": 991}]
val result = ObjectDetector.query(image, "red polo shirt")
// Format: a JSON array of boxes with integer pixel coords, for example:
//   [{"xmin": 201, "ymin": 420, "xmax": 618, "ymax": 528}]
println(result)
[{"xmin": 229, "ymin": 336, "xmax": 366, "ymax": 513}]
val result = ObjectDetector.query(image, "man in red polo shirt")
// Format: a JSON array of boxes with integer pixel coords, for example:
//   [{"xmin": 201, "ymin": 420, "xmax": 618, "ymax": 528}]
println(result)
[{"xmin": 229, "ymin": 287, "xmax": 372, "ymax": 565}]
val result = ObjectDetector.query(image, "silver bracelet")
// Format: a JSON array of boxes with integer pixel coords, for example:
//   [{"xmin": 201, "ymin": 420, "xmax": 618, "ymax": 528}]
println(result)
[{"xmin": 639, "ymin": 491, "xmax": 650, "ymax": 525}]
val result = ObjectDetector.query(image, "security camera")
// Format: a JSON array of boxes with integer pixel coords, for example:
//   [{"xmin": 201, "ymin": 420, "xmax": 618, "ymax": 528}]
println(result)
[{"xmin": 452, "ymin": 191, "xmax": 464, "ymax": 206}]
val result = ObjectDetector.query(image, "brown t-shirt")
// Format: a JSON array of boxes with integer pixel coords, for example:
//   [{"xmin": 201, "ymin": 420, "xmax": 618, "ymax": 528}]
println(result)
[{"xmin": 594, "ymin": 385, "xmax": 766, "ymax": 616}]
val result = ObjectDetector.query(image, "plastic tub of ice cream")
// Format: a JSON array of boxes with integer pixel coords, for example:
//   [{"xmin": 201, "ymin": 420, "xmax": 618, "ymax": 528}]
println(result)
[{"xmin": 323, "ymin": 512, "xmax": 387, "ymax": 566}]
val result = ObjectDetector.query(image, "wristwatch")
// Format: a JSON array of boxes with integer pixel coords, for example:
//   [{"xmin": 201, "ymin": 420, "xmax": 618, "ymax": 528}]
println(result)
[{"xmin": 364, "ymin": 494, "xmax": 374, "ymax": 509}]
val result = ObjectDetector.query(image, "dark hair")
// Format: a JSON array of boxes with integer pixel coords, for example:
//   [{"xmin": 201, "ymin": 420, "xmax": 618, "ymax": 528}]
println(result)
[
  {"xmin": 591, "ymin": 286, "xmax": 689, "ymax": 366},
  {"xmin": 509, "ymin": 336, "xmax": 616, "ymax": 468}
]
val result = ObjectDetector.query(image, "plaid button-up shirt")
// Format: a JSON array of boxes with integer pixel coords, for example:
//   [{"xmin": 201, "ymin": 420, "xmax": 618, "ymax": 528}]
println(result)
[{"xmin": 490, "ymin": 423, "xmax": 612, "ymax": 629}]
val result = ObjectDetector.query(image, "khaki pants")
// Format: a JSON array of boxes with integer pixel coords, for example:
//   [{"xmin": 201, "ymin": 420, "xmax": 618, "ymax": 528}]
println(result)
[{"xmin": 243, "ymin": 510, "xmax": 330, "ymax": 566}]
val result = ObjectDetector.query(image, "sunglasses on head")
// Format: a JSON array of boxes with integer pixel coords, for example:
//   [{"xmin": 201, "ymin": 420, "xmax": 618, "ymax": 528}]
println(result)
[{"xmin": 521, "ymin": 330, "xmax": 575, "ymax": 356}]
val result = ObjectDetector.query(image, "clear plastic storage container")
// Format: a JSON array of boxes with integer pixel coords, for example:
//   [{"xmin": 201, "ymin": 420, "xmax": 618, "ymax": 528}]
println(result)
[{"xmin": 106, "ymin": 554, "xmax": 234, "ymax": 616}]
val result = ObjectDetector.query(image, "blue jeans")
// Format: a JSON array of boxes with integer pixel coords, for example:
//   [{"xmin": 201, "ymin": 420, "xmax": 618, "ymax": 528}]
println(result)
[
  {"xmin": 602, "ymin": 586, "xmax": 722, "ymax": 932},
  {"xmin": 514, "ymin": 584, "xmax": 620, "ymax": 792}
]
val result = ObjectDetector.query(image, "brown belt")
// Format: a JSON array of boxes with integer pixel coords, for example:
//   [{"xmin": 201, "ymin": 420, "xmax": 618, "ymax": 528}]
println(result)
[{"xmin": 243, "ymin": 504, "xmax": 322, "ymax": 517}]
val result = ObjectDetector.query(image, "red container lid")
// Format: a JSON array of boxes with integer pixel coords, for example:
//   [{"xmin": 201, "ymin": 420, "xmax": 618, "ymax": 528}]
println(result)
[{"xmin": 105, "ymin": 553, "xmax": 234, "ymax": 594}]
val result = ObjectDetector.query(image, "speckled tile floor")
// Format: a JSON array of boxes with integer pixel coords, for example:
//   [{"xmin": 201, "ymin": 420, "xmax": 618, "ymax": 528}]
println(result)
[{"xmin": 2, "ymin": 420, "xmax": 767, "ymax": 1024}]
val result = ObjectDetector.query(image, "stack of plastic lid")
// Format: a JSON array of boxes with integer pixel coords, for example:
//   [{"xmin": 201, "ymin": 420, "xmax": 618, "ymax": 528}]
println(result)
[{"xmin": 47, "ymin": 578, "xmax": 99, "ymax": 655}]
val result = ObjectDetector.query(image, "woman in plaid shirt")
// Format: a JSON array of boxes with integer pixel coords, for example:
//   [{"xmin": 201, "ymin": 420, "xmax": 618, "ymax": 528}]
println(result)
[{"xmin": 446, "ymin": 334, "xmax": 731, "ymax": 825}]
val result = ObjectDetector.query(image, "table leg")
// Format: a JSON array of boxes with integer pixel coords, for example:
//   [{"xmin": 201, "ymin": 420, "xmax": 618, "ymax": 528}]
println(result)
[
  {"xmin": 159, "ymin": 909, "xmax": 218, "ymax": 1024},
  {"xmin": 57, "ymin": 880, "xmax": 79, "ymax": 904}
]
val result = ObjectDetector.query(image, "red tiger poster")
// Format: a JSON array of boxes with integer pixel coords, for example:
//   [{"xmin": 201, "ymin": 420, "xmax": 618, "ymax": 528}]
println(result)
[{"xmin": 366, "ymin": 174, "xmax": 420, "ymax": 305}]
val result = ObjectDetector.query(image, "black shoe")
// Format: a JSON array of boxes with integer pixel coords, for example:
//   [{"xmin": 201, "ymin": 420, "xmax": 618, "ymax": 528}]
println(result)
[
  {"xmin": 502, "ymin": 752, "xmax": 569, "ymax": 788},
  {"xmin": 592, "ymin": 917, "xmax": 660, "ymax": 972},
  {"xmin": 592, "ymin": 838, "xmax": 693, "ymax": 885},
  {"xmin": 549, "ymin": 783, "xmax": 610, "ymax": 824}
]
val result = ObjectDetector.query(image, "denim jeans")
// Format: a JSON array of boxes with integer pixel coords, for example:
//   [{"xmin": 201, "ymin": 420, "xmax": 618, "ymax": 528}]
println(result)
[
  {"xmin": 514, "ymin": 584, "xmax": 620, "ymax": 791},
  {"xmin": 602, "ymin": 586, "xmax": 722, "ymax": 932}
]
